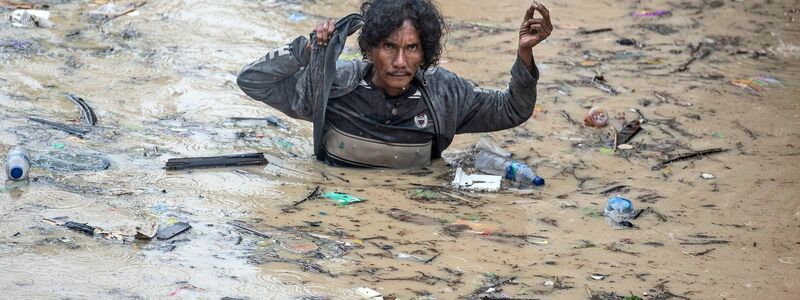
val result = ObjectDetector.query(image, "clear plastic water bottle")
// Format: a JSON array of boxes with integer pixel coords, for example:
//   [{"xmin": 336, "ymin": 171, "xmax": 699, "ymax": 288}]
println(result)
[
  {"xmin": 475, "ymin": 137, "xmax": 512, "ymax": 158},
  {"xmin": 474, "ymin": 151, "xmax": 544, "ymax": 186},
  {"xmin": 5, "ymin": 147, "xmax": 31, "ymax": 181},
  {"xmin": 604, "ymin": 196, "xmax": 634, "ymax": 228}
]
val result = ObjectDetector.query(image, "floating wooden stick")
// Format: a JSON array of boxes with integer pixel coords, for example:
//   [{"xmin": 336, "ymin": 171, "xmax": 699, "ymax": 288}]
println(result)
[
  {"xmin": 227, "ymin": 221, "xmax": 271, "ymax": 238},
  {"xmin": 28, "ymin": 117, "xmax": 89, "ymax": 137},
  {"xmin": 165, "ymin": 153, "xmax": 268, "ymax": 170},
  {"xmin": 652, "ymin": 148, "xmax": 728, "ymax": 170}
]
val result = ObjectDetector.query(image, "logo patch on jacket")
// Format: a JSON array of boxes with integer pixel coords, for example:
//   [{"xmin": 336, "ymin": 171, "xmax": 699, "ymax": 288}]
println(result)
[{"xmin": 414, "ymin": 113, "xmax": 428, "ymax": 128}]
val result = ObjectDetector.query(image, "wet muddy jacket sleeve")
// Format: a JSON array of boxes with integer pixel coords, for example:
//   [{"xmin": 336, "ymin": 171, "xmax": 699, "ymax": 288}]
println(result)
[
  {"xmin": 236, "ymin": 36, "xmax": 314, "ymax": 121},
  {"xmin": 451, "ymin": 56, "xmax": 539, "ymax": 133}
]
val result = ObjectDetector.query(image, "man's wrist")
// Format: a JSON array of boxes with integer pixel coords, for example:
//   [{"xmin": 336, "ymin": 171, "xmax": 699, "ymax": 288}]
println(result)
[{"xmin": 518, "ymin": 46, "xmax": 534, "ymax": 70}]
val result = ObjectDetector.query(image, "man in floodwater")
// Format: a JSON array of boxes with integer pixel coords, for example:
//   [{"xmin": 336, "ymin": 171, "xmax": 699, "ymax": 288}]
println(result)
[{"xmin": 237, "ymin": 0, "xmax": 552, "ymax": 168}]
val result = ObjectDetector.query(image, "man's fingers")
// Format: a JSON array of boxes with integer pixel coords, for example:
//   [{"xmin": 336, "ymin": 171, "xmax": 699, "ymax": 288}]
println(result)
[
  {"xmin": 327, "ymin": 20, "xmax": 336, "ymax": 44},
  {"xmin": 536, "ymin": 3, "xmax": 551, "ymax": 25},
  {"xmin": 327, "ymin": 20, "xmax": 336, "ymax": 34},
  {"xmin": 315, "ymin": 23, "xmax": 323, "ymax": 45},
  {"xmin": 321, "ymin": 20, "xmax": 332, "ymax": 45},
  {"xmin": 529, "ymin": 24, "xmax": 544, "ymax": 35},
  {"xmin": 315, "ymin": 22, "xmax": 329, "ymax": 45},
  {"xmin": 528, "ymin": 18, "xmax": 544, "ymax": 24},
  {"xmin": 535, "ymin": 4, "xmax": 553, "ymax": 37},
  {"xmin": 523, "ymin": 2, "xmax": 535, "ymax": 22}
]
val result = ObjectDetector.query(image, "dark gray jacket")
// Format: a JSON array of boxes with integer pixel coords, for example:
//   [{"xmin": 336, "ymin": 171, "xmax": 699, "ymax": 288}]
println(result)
[{"xmin": 237, "ymin": 14, "xmax": 539, "ymax": 160}]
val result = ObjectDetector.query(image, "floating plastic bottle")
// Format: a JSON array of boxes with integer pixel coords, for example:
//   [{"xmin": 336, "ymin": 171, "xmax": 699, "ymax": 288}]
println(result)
[
  {"xmin": 604, "ymin": 196, "xmax": 635, "ymax": 228},
  {"xmin": 5, "ymin": 147, "xmax": 31, "ymax": 181},
  {"xmin": 583, "ymin": 107, "xmax": 608, "ymax": 127},
  {"xmin": 474, "ymin": 151, "xmax": 544, "ymax": 187},
  {"xmin": 475, "ymin": 137, "xmax": 512, "ymax": 158}
]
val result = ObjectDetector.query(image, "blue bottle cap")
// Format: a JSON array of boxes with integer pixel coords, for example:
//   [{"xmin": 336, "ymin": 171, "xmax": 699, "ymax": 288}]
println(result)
[
  {"xmin": 10, "ymin": 167, "xmax": 24, "ymax": 179},
  {"xmin": 607, "ymin": 196, "xmax": 633, "ymax": 213},
  {"xmin": 532, "ymin": 176, "xmax": 545, "ymax": 186}
]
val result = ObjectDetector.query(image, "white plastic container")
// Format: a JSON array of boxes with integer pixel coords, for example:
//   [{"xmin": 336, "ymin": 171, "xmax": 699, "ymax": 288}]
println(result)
[{"xmin": 5, "ymin": 147, "xmax": 30, "ymax": 181}]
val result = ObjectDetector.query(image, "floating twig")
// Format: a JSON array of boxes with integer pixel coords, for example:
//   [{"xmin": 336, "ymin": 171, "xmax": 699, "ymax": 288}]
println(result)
[
  {"xmin": 652, "ymin": 148, "xmax": 728, "ymax": 170},
  {"xmin": 257, "ymin": 257, "xmax": 336, "ymax": 277},
  {"xmin": 28, "ymin": 117, "xmax": 90, "ymax": 137},
  {"xmin": 617, "ymin": 120, "xmax": 642, "ymax": 144},
  {"xmin": 631, "ymin": 108, "xmax": 647, "ymax": 122},
  {"xmin": 424, "ymin": 253, "xmax": 440, "ymax": 264},
  {"xmin": 578, "ymin": 28, "xmax": 612, "ymax": 35},
  {"xmin": 691, "ymin": 248, "xmax": 716, "ymax": 256},
  {"xmin": 672, "ymin": 48, "xmax": 711, "ymax": 73},
  {"xmin": 664, "ymin": 121, "xmax": 696, "ymax": 138},
  {"xmin": 465, "ymin": 275, "xmax": 517, "ymax": 299},
  {"xmin": 588, "ymin": 79, "xmax": 620, "ymax": 95},
  {"xmin": 495, "ymin": 232, "xmax": 550, "ymax": 241},
  {"xmin": 101, "ymin": 1, "xmax": 148, "ymax": 26},
  {"xmin": 560, "ymin": 110, "xmax": 577, "ymax": 125},
  {"xmin": 605, "ymin": 243, "xmax": 639, "ymax": 256},
  {"xmin": 600, "ymin": 185, "xmax": 629, "ymax": 195},
  {"xmin": 679, "ymin": 240, "xmax": 729, "ymax": 245},
  {"xmin": 227, "ymin": 221, "xmax": 271, "ymax": 238},
  {"xmin": 66, "ymin": 93, "xmax": 97, "ymax": 126},
  {"xmin": 636, "ymin": 207, "xmax": 668, "ymax": 222},
  {"xmin": 322, "ymin": 171, "xmax": 350, "ymax": 183},
  {"xmin": 733, "ymin": 121, "xmax": 756, "ymax": 140},
  {"xmin": 291, "ymin": 186, "xmax": 321, "ymax": 207},
  {"xmin": 378, "ymin": 271, "xmax": 454, "ymax": 286}
]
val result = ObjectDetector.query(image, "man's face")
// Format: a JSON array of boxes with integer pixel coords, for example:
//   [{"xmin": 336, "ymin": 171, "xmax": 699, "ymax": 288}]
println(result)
[{"xmin": 369, "ymin": 20, "xmax": 424, "ymax": 96}]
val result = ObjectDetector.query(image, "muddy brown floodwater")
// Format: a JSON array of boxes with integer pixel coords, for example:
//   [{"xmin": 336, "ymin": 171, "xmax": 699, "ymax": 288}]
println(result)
[{"xmin": 1, "ymin": 0, "xmax": 799, "ymax": 299}]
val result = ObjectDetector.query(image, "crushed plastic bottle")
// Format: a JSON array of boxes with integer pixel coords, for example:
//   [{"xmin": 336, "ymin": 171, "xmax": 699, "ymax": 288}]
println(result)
[
  {"xmin": 474, "ymin": 151, "xmax": 544, "ymax": 187},
  {"xmin": 604, "ymin": 196, "xmax": 635, "ymax": 228},
  {"xmin": 475, "ymin": 137, "xmax": 512, "ymax": 158},
  {"xmin": 5, "ymin": 147, "xmax": 31, "ymax": 181}
]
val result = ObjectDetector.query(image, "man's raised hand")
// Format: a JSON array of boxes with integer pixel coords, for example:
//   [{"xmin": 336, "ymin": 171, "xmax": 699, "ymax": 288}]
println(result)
[
  {"xmin": 519, "ymin": 1, "xmax": 552, "ymax": 49},
  {"xmin": 315, "ymin": 19, "xmax": 336, "ymax": 46}
]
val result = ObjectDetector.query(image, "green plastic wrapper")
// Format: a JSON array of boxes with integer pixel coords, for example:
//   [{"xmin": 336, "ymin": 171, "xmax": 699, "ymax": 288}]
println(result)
[{"xmin": 323, "ymin": 192, "xmax": 365, "ymax": 206}]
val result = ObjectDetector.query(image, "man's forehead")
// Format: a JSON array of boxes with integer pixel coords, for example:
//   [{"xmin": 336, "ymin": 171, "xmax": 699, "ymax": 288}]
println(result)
[{"xmin": 381, "ymin": 22, "xmax": 420, "ymax": 43}]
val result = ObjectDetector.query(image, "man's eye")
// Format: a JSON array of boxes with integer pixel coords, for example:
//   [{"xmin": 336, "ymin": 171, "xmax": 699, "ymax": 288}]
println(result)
[
  {"xmin": 383, "ymin": 43, "xmax": 394, "ymax": 49},
  {"xmin": 408, "ymin": 44, "xmax": 418, "ymax": 50}
]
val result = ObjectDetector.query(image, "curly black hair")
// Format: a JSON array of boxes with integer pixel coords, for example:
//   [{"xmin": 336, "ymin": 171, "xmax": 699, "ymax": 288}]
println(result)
[{"xmin": 358, "ymin": 0, "xmax": 447, "ymax": 69}]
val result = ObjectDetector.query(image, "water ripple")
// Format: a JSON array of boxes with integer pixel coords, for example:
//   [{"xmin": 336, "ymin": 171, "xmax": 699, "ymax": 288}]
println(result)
[
  {"xmin": 20, "ymin": 187, "xmax": 95, "ymax": 210},
  {"xmin": 154, "ymin": 176, "xmax": 201, "ymax": 191}
]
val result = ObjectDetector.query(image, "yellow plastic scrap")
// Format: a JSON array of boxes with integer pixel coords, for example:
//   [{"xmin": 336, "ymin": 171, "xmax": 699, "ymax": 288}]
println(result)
[
  {"xmin": 453, "ymin": 220, "xmax": 501, "ymax": 235},
  {"xmin": 731, "ymin": 79, "xmax": 764, "ymax": 92},
  {"xmin": 731, "ymin": 75, "xmax": 781, "ymax": 92}
]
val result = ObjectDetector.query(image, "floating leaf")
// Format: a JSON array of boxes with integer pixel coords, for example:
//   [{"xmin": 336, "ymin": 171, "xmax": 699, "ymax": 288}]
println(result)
[
  {"xmin": 582, "ymin": 208, "xmax": 603, "ymax": 217},
  {"xmin": 598, "ymin": 147, "xmax": 616, "ymax": 155}
]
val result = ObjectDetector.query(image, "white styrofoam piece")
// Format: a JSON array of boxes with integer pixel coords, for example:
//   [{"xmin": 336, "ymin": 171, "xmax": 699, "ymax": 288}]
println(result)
[
  {"xmin": 355, "ymin": 287, "xmax": 383, "ymax": 300},
  {"xmin": 451, "ymin": 167, "xmax": 502, "ymax": 192}
]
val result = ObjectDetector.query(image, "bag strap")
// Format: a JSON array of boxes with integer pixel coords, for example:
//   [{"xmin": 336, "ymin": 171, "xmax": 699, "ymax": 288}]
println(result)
[{"xmin": 415, "ymin": 76, "xmax": 444, "ymax": 158}]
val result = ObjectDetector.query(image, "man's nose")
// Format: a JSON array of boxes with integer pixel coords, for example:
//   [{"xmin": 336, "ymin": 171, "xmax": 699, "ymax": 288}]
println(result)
[{"xmin": 392, "ymin": 49, "xmax": 407, "ymax": 69}]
